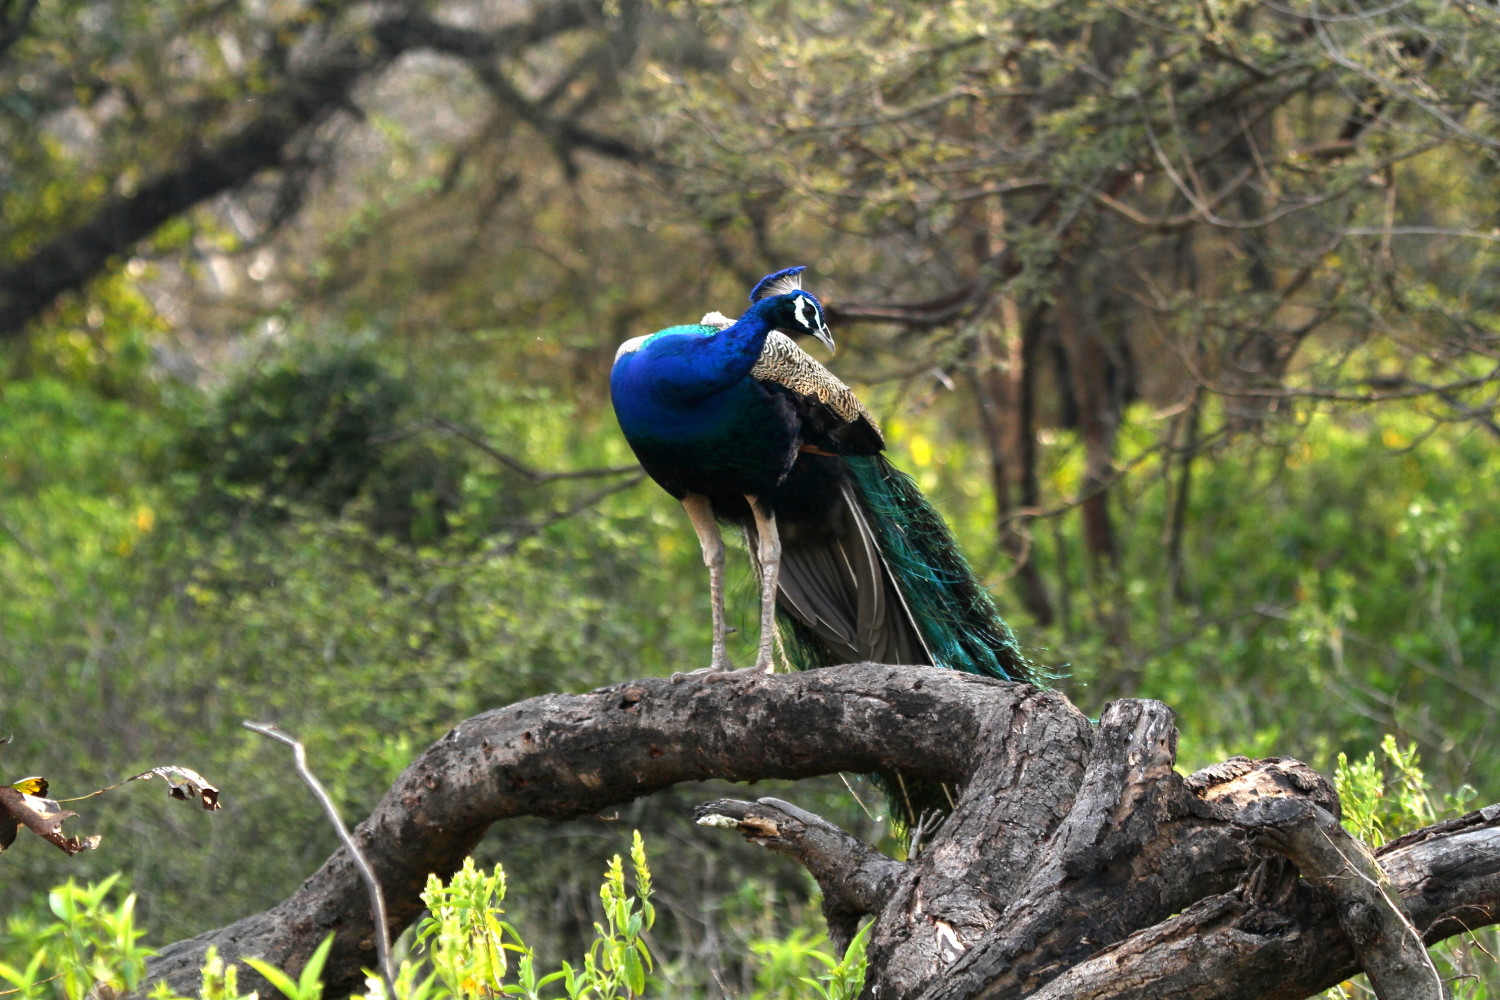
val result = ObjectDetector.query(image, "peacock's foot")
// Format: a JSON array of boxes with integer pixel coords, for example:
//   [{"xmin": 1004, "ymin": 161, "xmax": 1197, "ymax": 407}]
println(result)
[
  {"xmin": 669, "ymin": 645, "xmax": 734, "ymax": 682},
  {"xmin": 671, "ymin": 666, "xmax": 727, "ymax": 682},
  {"xmin": 671, "ymin": 654, "xmax": 783, "ymax": 683},
  {"xmin": 672, "ymin": 666, "xmax": 766, "ymax": 684}
]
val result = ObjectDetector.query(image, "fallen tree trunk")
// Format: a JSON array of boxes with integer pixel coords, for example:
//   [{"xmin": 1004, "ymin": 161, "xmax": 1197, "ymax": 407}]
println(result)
[{"xmin": 138, "ymin": 664, "xmax": 1500, "ymax": 1000}]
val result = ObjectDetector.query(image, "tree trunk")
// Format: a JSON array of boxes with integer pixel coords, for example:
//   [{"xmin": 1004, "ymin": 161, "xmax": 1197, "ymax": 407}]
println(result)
[
  {"xmin": 971, "ymin": 313, "xmax": 1055, "ymax": 626},
  {"xmin": 136, "ymin": 665, "xmax": 1495, "ymax": 1000}
]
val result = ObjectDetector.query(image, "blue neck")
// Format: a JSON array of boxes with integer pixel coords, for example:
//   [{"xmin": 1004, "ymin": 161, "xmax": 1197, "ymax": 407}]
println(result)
[
  {"xmin": 692, "ymin": 302, "xmax": 780, "ymax": 393},
  {"xmin": 630, "ymin": 301, "xmax": 783, "ymax": 402}
]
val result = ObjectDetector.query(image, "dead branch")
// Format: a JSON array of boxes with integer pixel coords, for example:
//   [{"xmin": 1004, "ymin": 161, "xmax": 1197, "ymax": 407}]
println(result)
[{"xmin": 133, "ymin": 665, "xmax": 1500, "ymax": 1000}]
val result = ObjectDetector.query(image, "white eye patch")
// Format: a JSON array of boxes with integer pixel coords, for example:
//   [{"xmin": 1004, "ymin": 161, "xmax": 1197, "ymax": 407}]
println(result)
[{"xmin": 793, "ymin": 294, "xmax": 813, "ymax": 330}]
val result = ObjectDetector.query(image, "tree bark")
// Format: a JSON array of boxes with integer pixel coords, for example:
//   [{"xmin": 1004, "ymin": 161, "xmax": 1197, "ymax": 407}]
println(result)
[{"xmin": 136, "ymin": 665, "xmax": 1500, "ymax": 1000}]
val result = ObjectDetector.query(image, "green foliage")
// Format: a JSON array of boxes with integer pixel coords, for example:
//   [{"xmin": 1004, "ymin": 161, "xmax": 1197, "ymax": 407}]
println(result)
[
  {"xmin": 415, "ymin": 858, "xmax": 516, "ymax": 997},
  {"xmin": 1344, "ymin": 731, "xmax": 1434, "ymax": 851},
  {"xmin": 0, "ymin": 875, "xmax": 151, "ymax": 1000},
  {"xmin": 4, "ymin": 0, "xmax": 1500, "ymax": 990},
  {"xmin": 247, "ymin": 833, "xmax": 659, "ymax": 1000},
  {"xmin": 1335, "ymin": 735, "xmax": 1442, "ymax": 847},
  {"xmin": 749, "ymin": 921, "xmax": 869, "ymax": 1000},
  {"xmin": 187, "ymin": 344, "xmax": 412, "ymax": 512},
  {"xmin": 180, "ymin": 339, "xmax": 470, "ymax": 544},
  {"xmin": 7, "ymin": 326, "xmax": 1500, "ymax": 992},
  {"xmin": 0, "ymin": 340, "xmax": 716, "ymax": 940},
  {"xmin": 2, "ymin": 835, "xmax": 874, "ymax": 1000},
  {"xmin": 1322, "ymin": 741, "xmax": 1494, "ymax": 999},
  {"xmin": 578, "ymin": 832, "xmax": 657, "ymax": 1000}
]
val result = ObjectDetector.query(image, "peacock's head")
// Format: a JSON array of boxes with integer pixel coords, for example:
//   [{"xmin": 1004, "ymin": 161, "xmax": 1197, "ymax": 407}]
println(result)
[{"xmin": 748, "ymin": 266, "xmax": 835, "ymax": 353}]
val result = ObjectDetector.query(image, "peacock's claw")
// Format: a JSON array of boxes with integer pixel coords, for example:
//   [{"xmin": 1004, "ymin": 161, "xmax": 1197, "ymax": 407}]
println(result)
[{"xmin": 670, "ymin": 664, "xmax": 756, "ymax": 683}]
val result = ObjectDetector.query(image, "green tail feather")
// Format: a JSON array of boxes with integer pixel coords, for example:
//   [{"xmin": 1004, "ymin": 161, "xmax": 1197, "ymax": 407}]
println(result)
[
  {"xmin": 844, "ymin": 454, "xmax": 1038, "ymax": 683},
  {"xmin": 777, "ymin": 454, "xmax": 1043, "ymax": 839}
]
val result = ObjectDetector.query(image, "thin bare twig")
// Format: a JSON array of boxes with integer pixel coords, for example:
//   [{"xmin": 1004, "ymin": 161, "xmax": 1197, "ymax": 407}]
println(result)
[
  {"xmin": 429, "ymin": 418, "xmax": 640, "ymax": 483},
  {"xmin": 244, "ymin": 722, "xmax": 396, "ymax": 997}
]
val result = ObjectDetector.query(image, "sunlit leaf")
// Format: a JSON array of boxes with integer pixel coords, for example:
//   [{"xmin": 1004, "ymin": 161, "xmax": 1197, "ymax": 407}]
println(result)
[{"xmin": 8, "ymin": 776, "xmax": 48, "ymax": 797}]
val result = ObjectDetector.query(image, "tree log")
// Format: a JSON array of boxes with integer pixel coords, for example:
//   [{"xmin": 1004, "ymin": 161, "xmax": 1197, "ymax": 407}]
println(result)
[{"xmin": 136, "ymin": 665, "xmax": 1500, "ymax": 1000}]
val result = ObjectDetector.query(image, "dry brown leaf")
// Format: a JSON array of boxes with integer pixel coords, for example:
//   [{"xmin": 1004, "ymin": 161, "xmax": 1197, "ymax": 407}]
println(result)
[
  {"xmin": 0, "ymin": 784, "xmax": 101, "ymax": 855},
  {"xmin": 131, "ymin": 766, "xmax": 221, "ymax": 810}
]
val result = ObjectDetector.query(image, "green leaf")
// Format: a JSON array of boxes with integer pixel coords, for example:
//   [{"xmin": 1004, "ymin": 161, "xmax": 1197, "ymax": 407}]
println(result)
[
  {"xmin": 297, "ymin": 934, "xmax": 334, "ymax": 999},
  {"xmin": 243, "ymin": 957, "xmax": 304, "ymax": 1000},
  {"xmin": 623, "ymin": 945, "xmax": 644, "ymax": 996}
]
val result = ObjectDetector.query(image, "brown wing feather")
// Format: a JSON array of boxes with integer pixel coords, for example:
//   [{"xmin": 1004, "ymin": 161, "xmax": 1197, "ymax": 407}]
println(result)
[
  {"xmin": 769, "ymin": 481, "xmax": 932, "ymax": 665},
  {"xmin": 753, "ymin": 332, "xmax": 883, "ymax": 454}
]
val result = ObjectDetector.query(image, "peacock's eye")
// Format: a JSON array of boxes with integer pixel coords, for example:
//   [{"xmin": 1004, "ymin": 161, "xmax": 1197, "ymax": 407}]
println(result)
[{"xmin": 792, "ymin": 294, "xmax": 816, "ymax": 331}]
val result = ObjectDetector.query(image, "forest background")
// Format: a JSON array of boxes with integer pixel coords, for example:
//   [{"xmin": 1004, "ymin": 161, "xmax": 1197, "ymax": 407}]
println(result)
[{"xmin": 1, "ymin": 0, "xmax": 1498, "ymax": 994}]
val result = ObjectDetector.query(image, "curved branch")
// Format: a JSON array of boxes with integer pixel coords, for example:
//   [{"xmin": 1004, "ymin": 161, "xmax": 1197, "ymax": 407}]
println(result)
[
  {"xmin": 695, "ymin": 796, "xmax": 905, "ymax": 952},
  {"xmin": 135, "ymin": 666, "xmax": 1500, "ymax": 1000},
  {"xmin": 142, "ymin": 665, "xmax": 1038, "ymax": 999}
]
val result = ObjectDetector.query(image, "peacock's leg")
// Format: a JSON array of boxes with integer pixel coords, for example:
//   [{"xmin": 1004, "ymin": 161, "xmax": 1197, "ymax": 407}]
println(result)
[
  {"xmin": 746, "ymin": 495, "xmax": 781, "ymax": 673},
  {"xmin": 681, "ymin": 494, "xmax": 729, "ymax": 671}
]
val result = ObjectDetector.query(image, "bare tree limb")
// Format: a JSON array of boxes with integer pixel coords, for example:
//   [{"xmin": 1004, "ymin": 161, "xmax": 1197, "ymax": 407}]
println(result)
[
  {"xmin": 134, "ymin": 666, "xmax": 1500, "ymax": 1000},
  {"xmin": 695, "ymin": 796, "xmax": 904, "ymax": 952},
  {"xmin": 1240, "ymin": 797, "xmax": 1443, "ymax": 999}
]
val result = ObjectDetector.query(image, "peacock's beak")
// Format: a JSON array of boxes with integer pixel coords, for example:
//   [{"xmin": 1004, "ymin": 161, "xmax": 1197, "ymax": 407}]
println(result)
[{"xmin": 814, "ymin": 325, "xmax": 835, "ymax": 354}]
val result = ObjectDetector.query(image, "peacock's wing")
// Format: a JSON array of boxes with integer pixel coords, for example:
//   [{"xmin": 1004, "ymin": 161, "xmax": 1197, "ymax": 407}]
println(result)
[
  {"xmin": 739, "ymin": 332, "xmax": 929, "ymax": 665},
  {"xmin": 771, "ymin": 478, "xmax": 934, "ymax": 667},
  {"xmin": 751, "ymin": 332, "xmax": 882, "ymax": 454}
]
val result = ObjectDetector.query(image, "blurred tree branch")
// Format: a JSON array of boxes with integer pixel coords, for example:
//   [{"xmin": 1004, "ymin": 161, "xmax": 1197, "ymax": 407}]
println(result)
[{"xmin": 0, "ymin": 0, "xmax": 614, "ymax": 340}]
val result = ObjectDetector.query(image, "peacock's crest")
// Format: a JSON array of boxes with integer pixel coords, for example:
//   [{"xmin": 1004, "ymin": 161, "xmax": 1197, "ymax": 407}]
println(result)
[{"xmin": 749, "ymin": 265, "xmax": 807, "ymax": 302}]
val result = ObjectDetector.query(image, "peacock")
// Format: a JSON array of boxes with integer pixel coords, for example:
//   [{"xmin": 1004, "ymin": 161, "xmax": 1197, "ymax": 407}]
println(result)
[{"xmin": 609, "ymin": 266, "xmax": 1036, "ymax": 690}]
